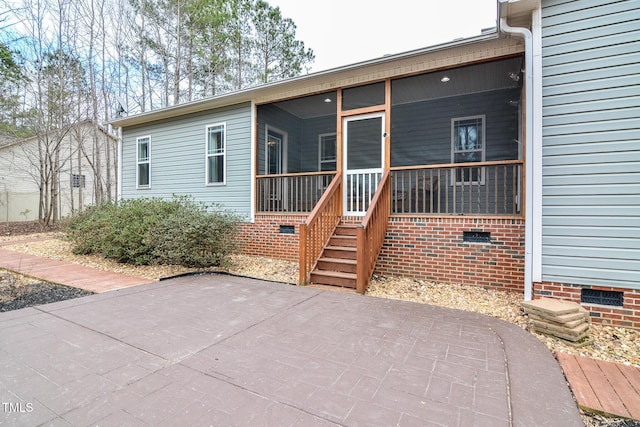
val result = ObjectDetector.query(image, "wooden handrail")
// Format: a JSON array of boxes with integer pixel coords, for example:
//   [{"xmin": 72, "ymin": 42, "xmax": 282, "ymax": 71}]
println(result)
[
  {"xmin": 256, "ymin": 172, "xmax": 335, "ymax": 213},
  {"xmin": 391, "ymin": 161, "xmax": 523, "ymax": 215},
  {"xmin": 389, "ymin": 159, "xmax": 522, "ymax": 171},
  {"xmin": 299, "ymin": 173, "xmax": 342, "ymax": 285},
  {"xmin": 256, "ymin": 170, "xmax": 336, "ymax": 179},
  {"xmin": 356, "ymin": 170, "xmax": 391, "ymax": 294}
]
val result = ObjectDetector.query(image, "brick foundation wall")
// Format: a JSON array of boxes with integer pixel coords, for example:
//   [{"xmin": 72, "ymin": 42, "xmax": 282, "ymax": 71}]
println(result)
[
  {"xmin": 239, "ymin": 215, "xmax": 526, "ymax": 293},
  {"xmin": 534, "ymin": 282, "xmax": 640, "ymax": 329},
  {"xmin": 237, "ymin": 215, "xmax": 303, "ymax": 261},
  {"xmin": 376, "ymin": 216, "xmax": 525, "ymax": 292},
  {"xmin": 239, "ymin": 215, "xmax": 640, "ymax": 329}
]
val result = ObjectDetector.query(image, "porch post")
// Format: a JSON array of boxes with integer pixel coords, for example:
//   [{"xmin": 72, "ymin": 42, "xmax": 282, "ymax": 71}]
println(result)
[
  {"xmin": 299, "ymin": 222, "xmax": 308, "ymax": 285},
  {"xmin": 336, "ymin": 89, "xmax": 343, "ymax": 174},
  {"xmin": 356, "ymin": 224, "xmax": 366, "ymax": 293},
  {"xmin": 384, "ymin": 79, "xmax": 391, "ymax": 171}
]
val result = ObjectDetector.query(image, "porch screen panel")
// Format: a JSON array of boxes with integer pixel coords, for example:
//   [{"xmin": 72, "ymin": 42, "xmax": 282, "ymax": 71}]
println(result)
[
  {"xmin": 345, "ymin": 116, "xmax": 383, "ymax": 214},
  {"xmin": 342, "ymin": 82, "xmax": 385, "ymax": 111},
  {"xmin": 389, "ymin": 58, "xmax": 524, "ymax": 215},
  {"xmin": 346, "ymin": 117, "xmax": 382, "ymax": 169}
]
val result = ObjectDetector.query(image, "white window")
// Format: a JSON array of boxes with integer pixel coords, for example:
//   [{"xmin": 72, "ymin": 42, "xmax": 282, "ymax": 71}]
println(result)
[
  {"xmin": 136, "ymin": 136, "xmax": 151, "ymax": 188},
  {"xmin": 451, "ymin": 115, "xmax": 485, "ymax": 184},
  {"xmin": 206, "ymin": 123, "xmax": 226, "ymax": 185},
  {"xmin": 318, "ymin": 133, "xmax": 337, "ymax": 171}
]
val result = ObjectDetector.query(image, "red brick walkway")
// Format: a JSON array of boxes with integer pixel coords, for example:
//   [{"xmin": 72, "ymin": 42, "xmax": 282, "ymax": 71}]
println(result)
[
  {"xmin": 0, "ymin": 247, "xmax": 153, "ymax": 293},
  {"xmin": 557, "ymin": 353, "xmax": 640, "ymax": 420}
]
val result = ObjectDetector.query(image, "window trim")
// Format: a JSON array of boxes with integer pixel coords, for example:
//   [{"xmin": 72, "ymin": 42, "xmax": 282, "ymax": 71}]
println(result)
[
  {"xmin": 136, "ymin": 135, "xmax": 151, "ymax": 189},
  {"xmin": 318, "ymin": 132, "xmax": 337, "ymax": 171},
  {"xmin": 451, "ymin": 115, "xmax": 486, "ymax": 185},
  {"xmin": 205, "ymin": 122, "xmax": 227, "ymax": 186}
]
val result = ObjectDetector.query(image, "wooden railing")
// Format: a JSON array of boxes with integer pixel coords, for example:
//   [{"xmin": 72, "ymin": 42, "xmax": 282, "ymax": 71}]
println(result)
[
  {"xmin": 299, "ymin": 173, "xmax": 342, "ymax": 285},
  {"xmin": 256, "ymin": 172, "xmax": 335, "ymax": 213},
  {"xmin": 390, "ymin": 160, "xmax": 523, "ymax": 215},
  {"xmin": 356, "ymin": 170, "xmax": 391, "ymax": 294}
]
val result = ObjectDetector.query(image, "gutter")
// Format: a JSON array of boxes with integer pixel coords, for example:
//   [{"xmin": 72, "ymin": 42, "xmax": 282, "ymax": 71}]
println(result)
[{"xmin": 498, "ymin": 0, "xmax": 534, "ymax": 301}]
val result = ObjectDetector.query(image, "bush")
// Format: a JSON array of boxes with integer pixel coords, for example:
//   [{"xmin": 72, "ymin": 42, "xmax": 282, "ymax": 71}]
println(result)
[{"xmin": 65, "ymin": 196, "xmax": 241, "ymax": 268}]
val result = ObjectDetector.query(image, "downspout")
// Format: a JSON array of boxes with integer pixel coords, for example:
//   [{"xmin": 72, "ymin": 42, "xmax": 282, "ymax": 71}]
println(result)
[{"xmin": 499, "ymin": 3, "xmax": 534, "ymax": 301}]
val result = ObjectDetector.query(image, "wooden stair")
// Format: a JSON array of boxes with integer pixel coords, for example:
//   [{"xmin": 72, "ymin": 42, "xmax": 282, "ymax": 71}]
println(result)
[{"xmin": 309, "ymin": 224, "xmax": 358, "ymax": 288}]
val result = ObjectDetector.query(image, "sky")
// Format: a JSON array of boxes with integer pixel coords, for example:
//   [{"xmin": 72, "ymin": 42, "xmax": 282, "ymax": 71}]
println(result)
[{"xmin": 269, "ymin": 0, "xmax": 499, "ymax": 72}]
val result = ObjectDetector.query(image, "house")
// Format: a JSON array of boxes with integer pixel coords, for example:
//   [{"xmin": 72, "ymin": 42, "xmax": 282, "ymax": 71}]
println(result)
[
  {"xmin": 110, "ymin": 0, "xmax": 640, "ymax": 328},
  {"xmin": 0, "ymin": 121, "xmax": 118, "ymax": 222}
]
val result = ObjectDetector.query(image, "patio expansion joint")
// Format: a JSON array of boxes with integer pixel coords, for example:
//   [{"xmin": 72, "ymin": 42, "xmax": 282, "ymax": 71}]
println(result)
[
  {"xmin": 183, "ymin": 361, "xmax": 338, "ymax": 425},
  {"xmin": 33, "ymin": 306, "xmax": 171, "ymax": 363},
  {"xmin": 172, "ymin": 289, "xmax": 341, "ymax": 425},
  {"xmin": 487, "ymin": 325, "xmax": 513, "ymax": 426},
  {"xmin": 184, "ymin": 289, "xmax": 324, "ymax": 362}
]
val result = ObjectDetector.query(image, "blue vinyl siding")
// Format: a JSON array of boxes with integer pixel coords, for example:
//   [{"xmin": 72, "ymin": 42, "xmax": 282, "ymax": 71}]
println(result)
[
  {"xmin": 541, "ymin": 0, "xmax": 640, "ymax": 289},
  {"xmin": 121, "ymin": 102, "xmax": 253, "ymax": 219}
]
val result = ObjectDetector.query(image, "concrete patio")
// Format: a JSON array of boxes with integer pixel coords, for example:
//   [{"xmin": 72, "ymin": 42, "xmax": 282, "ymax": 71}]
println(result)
[{"xmin": 0, "ymin": 273, "xmax": 583, "ymax": 426}]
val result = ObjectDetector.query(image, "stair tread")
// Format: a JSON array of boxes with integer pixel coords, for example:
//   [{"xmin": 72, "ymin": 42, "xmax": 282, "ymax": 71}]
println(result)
[
  {"xmin": 319, "ymin": 257, "xmax": 357, "ymax": 264},
  {"xmin": 325, "ymin": 245, "xmax": 357, "ymax": 251},
  {"xmin": 311, "ymin": 270, "xmax": 357, "ymax": 279}
]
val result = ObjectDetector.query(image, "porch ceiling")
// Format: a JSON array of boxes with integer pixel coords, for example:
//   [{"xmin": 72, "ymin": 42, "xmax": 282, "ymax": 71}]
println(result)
[
  {"xmin": 392, "ymin": 56, "xmax": 524, "ymax": 105},
  {"xmin": 271, "ymin": 92, "xmax": 337, "ymax": 119},
  {"xmin": 269, "ymin": 56, "xmax": 524, "ymax": 118}
]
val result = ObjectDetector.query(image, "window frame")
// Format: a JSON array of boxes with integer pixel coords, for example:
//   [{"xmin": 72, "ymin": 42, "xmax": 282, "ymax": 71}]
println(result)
[
  {"xmin": 451, "ymin": 115, "xmax": 486, "ymax": 185},
  {"xmin": 136, "ymin": 135, "xmax": 151, "ymax": 189},
  {"xmin": 318, "ymin": 132, "xmax": 337, "ymax": 172},
  {"xmin": 205, "ymin": 123, "xmax": 227, "ymax": 186}
]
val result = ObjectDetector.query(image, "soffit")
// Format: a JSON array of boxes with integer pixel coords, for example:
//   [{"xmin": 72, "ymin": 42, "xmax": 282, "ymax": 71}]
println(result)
[
  {"xmin": 499, "ymin": 0, "xmax": 540, "ymax": 28},
  {"xmin": 253, "ymin": 37, "xmax": 523, "ymax": 105}
]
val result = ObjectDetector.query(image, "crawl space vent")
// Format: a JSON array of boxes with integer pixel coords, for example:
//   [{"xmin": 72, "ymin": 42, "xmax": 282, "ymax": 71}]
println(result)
[
  {"xmin": 463, "ymin": 231, "xmax": 491, "ymax": 243},
  {"xmin": 581, "ymin": 289, "xmax": 623, "ymax": 307},
  {"xmin": 279, "ymin": 225, "xmax": 295, "ymax": 234}
]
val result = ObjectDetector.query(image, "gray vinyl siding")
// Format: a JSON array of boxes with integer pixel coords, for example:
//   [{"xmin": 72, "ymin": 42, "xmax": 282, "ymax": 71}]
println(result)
[
  {"xmin": 121, "ymin": 102, "xmax": 253, "ymax": 219},
  {"xmin": 541, "ymin": 0, "xmax": 640, "ymax": 289}
]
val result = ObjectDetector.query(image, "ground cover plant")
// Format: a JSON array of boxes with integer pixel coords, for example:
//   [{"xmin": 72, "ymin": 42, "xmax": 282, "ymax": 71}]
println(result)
[{"xmin": 65, "ymin": 196, "xmax": 241, "ymax": 268}]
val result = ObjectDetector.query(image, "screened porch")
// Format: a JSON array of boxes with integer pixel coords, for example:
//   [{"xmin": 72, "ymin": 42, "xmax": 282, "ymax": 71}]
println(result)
[{"xmin": 255, "ymin": 56, "xmax": 524, "ymax": 217}]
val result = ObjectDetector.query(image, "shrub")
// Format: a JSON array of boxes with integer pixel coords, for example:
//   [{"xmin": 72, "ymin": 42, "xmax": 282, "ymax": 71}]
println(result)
[{"xmin": 65, "ymin": 196, "xmax": 241, "ymax": 267}]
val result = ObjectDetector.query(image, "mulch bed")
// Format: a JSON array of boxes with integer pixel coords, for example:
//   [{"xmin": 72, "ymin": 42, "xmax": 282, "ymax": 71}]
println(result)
[
  {"xmin": 0, "ymin": 220, "xmax": 59, "ymax": 237},
  {"xmin": 0, "ymin": 279, "xmax": 94, "ymax": 312},
  {"xmin": 0, "ymin": 221, "xmax": 60, "ymax": 236},
  {"xmin": 1, "ymin": 222, "xmax": 92, "ymax": 311}
]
